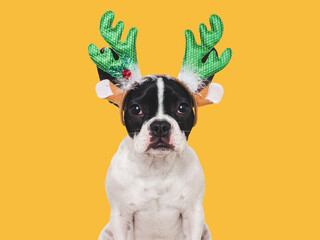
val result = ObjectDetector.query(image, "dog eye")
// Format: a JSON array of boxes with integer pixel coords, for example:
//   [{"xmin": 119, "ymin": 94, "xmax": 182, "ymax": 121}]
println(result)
[
  {"xmin": 130, "ymin": 104, "xmax": 143, "ymax": 115},
  {"xmin": 177, "ymin": 103, "xmax": 189, "ymax": 114}
]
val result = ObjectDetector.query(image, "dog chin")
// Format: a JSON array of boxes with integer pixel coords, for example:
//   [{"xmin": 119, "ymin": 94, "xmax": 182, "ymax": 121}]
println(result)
[
  {"xmin": 146, "ymin": 146, "xmax": 174, "ymax": 156},
  {"xmin": 133, "ymin": 135, "xmax": 184, "ymax": 155},
  {"xmin": 133, "ymin": 136, "xmax": 176, "ymax": 155}
]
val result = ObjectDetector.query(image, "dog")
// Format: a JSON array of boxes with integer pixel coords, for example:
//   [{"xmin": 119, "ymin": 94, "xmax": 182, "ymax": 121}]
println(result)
[
  {"xmin": 98, "ymin": 75, "xmax": 211, "ymax": 240},
  {"xmin": 88, "ymin": 10, "xmax": 232, "ymax": 240}
]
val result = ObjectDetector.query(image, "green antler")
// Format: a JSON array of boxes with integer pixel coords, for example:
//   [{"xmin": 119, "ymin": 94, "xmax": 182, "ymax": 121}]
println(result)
[
  {"xmin": 88, "ymin": 11, "xmax": 139, "ymax": 81},
  {"xmin": 180, "ymin": 14, "xmax": 232, "ymax": 81}
]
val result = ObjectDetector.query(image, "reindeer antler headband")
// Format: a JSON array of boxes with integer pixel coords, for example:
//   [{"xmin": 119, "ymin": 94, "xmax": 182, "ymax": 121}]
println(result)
[{"xmin": 88, "ymin": 11, "xmax": 232, "ymax": 124}]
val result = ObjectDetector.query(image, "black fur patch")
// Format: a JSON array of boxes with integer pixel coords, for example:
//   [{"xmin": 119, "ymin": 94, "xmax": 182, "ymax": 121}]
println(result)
[{"xmin": 162, "ymin": 78, "xmax": 194, "ymax": 138}]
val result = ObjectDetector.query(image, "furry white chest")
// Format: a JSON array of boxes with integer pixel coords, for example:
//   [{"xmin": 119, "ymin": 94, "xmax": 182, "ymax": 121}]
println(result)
[{"xmin": 100, "ymin": 136, "xmax": 206, "ymax": 240}]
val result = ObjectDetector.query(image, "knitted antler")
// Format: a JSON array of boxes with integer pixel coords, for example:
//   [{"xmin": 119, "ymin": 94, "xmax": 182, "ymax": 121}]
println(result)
[
  {"xmin": 88, "ymin": 11, "xmax": 141, "ymax": 90},
  {"xmin": 178, "ymin": 14, "xmax": 232, "ymax": 93}
]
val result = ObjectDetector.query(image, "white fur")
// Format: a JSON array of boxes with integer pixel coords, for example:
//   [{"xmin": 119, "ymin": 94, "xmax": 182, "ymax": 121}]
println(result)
[
  {"xmin": 205, "ymin": 83, "xmax": 224, "ymax": 104},
  {"xmin": 98, "ymin": 76, "xmax": 211, "ymax": 240},
  {"xmin": 178, "ymin": 68, "xmax": 202, "ymax": 93},
  {"xmin": 123, "ymin": 64, "xmax": 142, "ymax": 91},
  {"xmin": 96, "ymin": 65, "xmax": 142, "ymax": 98},
  {"xmin": 178, "ymin": 68, "xmax": 224, "ymax": 105},
  {"xmin": 157, "ymin": 78, "xmax": 164, "ymax": 115},
  {"xmin": 98, "ymin": 136, "xmax": 210, "ymax": 240}
]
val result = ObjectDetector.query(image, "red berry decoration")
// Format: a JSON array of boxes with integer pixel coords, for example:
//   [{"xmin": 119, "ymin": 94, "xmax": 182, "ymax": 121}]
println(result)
[{"xmin": 122, "ymin": 70, "xmax": 132, "ymax": 80}]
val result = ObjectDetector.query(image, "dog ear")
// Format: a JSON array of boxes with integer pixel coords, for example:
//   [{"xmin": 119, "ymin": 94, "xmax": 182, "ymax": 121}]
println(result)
[{"xmin": 178, "ymin": 14, "xmax": 232, "ymax": 106}]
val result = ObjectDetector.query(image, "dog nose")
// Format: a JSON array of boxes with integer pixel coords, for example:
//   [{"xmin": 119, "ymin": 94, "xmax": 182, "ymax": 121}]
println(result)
[{"xmin": 150, "ymin": 121, "xmax": 171, "ymax": 137}]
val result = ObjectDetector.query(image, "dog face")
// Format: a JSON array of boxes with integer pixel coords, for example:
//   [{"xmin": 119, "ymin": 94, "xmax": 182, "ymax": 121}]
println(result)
[{"xmin": 123, "ymin": 75, "xmax": 195, "ymax": 155}]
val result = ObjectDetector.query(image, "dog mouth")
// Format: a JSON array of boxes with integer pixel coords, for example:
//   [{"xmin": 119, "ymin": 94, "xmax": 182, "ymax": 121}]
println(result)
[{"xmin": 148, "ymin": 137, "xmax": 174, "ymax": 150}]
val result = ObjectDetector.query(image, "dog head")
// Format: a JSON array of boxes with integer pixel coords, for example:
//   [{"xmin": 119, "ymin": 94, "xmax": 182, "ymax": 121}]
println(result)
[
  {"xmin": 122, "ymin": 75, "xmax": 195, "ymax": 155},
  {"xmin": 89, "ymin": 11, "xmax": 232, "ymax": 155}
]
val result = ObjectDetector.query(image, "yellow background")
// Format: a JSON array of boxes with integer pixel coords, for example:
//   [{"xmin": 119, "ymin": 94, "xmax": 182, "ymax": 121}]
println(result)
[{"xmin": 1, "ymin": 0, "xmax": 319, "ymax": 239}]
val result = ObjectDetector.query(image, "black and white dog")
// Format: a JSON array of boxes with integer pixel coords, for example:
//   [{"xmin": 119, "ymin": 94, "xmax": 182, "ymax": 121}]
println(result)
[
  {"xmin": 89, "ymin": 11, "xmax": 232, "ymax": 240},
  {"xmin": 98, "ymin": 75, "xmax": 211, "ymax": 240}
]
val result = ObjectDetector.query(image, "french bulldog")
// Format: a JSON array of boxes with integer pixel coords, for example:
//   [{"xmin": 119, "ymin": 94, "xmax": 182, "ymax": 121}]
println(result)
[
  {"xmin": 88, "ymin": 10, "xmax": 232, "ymax": 240},
  {"xmin": 98, "ymin": 75, "xmax": 211, "ymax": 240}
]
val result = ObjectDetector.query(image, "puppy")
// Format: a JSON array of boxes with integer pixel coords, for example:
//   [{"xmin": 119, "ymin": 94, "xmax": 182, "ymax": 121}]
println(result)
[
  {"xmin": 88, "ymin": 10, "xmax": 232, "ymax": 240},
  {"xmin": 98, "ymin": 75, "xmax": 211, "ymax": 240}
]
